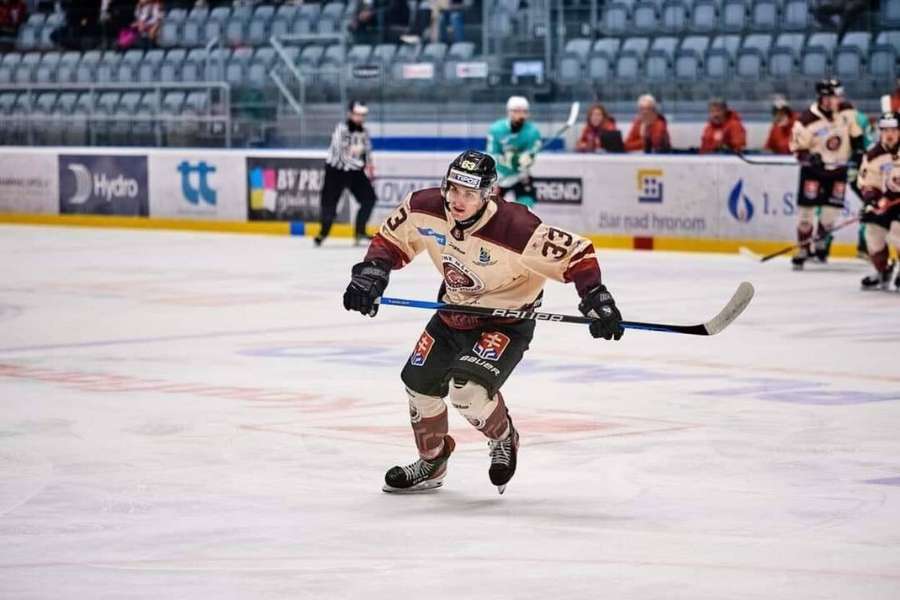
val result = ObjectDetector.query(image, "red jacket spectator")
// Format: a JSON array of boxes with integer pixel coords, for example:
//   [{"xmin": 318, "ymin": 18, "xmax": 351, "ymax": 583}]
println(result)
[
  {"xmin": 764, "ymin": 108, "xmax": 797, "ymax": 155},
  {"xmin": 700, "ymin": 101, "xmax": 746, "ymax": 153},
  {"xmin": 575, "ymin": 104, "xmax": 618, "ymax": 152},
  {"xmin": 624, "ymin": 114, "xmax": 671, "ymax": 153},
  {"xmin": 0, "ymin": 0, "xmax": 27, "ymax": 37}
]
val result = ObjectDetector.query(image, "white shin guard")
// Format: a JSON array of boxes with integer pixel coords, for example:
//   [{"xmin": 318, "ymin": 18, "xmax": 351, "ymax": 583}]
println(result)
[{"xmin": 447, "ymin": 378, "xmax": 510, "ymax": 440}]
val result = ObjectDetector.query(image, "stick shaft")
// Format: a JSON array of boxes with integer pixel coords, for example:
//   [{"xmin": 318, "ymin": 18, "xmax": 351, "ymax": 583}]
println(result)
[{"xmin": 378, "ymin": 297, "xmax": 706, "ymax": 335}]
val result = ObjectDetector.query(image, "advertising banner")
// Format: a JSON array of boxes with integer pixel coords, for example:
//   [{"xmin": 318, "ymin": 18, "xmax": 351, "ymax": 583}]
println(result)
[
  {"xmin": 149, "ymin": 154, "xmax": 247, "ymax": 220},
  {"xmin": 0, "ymin": 152, "xmax": 58, "ymax": 214},
  {"xmin": 59, "ymin": 154, "xmax": 149, "ymax": 216},
  {"xmin": 246, "ymin": 156, "xmax": 340, "ymax": 222}
]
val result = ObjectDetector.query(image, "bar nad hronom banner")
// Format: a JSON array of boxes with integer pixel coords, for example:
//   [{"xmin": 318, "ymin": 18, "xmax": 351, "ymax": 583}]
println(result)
[{"xmin": 0, "ymin": 147, "xmax": 864, "ymax": 251}]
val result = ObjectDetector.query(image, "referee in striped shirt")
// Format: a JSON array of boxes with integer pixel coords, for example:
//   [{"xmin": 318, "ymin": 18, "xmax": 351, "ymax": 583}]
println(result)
[{"xmin": 315, "ymin": 100, "xmax": 378, "ymax": 246}]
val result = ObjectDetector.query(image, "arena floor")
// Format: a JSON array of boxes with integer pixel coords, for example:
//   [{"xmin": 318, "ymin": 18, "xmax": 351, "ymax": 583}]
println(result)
[{"xmin": 1, "ymin": 225, "xmax": 898, "ymax": 599}]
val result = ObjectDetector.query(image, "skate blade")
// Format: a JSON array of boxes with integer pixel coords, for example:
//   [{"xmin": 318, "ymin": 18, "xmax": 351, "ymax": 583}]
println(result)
[
  {"xmin": 496, "ymin": 484, "xmax": 506, "ymax": 495},
  {"xmin": 382, "ymin": 480, "xmax": 443, "ymax": 494}
]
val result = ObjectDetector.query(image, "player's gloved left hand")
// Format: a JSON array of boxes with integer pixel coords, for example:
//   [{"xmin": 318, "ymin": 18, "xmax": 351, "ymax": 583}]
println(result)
[
  {"xmin": 519, "ymin": 153, "xmax": 534, "ymax": 169},
  {"xmin": 578, "ymin": 284, "xmax": 624, "ymax": 341},
  {"xmin": 343, "ymin": 260, "xmax": 390, "ymax": 317}
]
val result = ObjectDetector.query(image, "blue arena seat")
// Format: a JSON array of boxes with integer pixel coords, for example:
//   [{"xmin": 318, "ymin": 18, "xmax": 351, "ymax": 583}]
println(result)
[
  {"xmin": 16, "ymin": 13, "xmax": 44, "ymax": 51},
  {"xmin": 768, "ymin": 33, "xmax": 804, "ymax": 77},
  {"xmin": 34, "ymin": 51, "xmax": 61, "ymax": 84},
  {"xmin": 660, "ymin": 0, "xmax": 689, "ymax": 34},
  {"xmin": 834, "ymin": 32, "xmax": 871, "ymax": 81},
  {"xmin": 39, "ymin": 11, "xmax": 64, "ymax": 51},
  {"xmin": 674, "ymin": 35, "xmax": 709, "ymax": 79},
  {"xmin": 615, "ymin": 37, "xmax": 650, "ymax": 80},
  {"xmin": 138, "ymin": 49, "xmax": 166, "ymax": 83},
  {"xmin": 782, "ymin": 0, "xmax": 808, "ymax": 31},
  {"xmin": 115, "ymin": 50, "xmax": 145, "ymax": 84},
  {"xmin": 13, "ymin": 52, "xmax": 40, "ymax": 84},
  {"xmin": 645, "ymin": 36, "xmax": 678, "ymax": 80},
  {"xmin": 54, "ymin": 51, "xmax": 81, "ymax": 84},
  {"xmin": 751, "ymin": 0, "xmax": 779, "ymax": 31},
  {"xmin": 721, "ymin": 0, "xmax": 747, "ymax": 32},
  {"xmin": 317, "ymin": 2, "xmax": 346, "ymax": 34},
  {"xmin": 558, "ymin": 38, "xmax": 592, "ymax": 83},
  {"xmin": 587, "ymin": 38, "xmax": 620, "ymax": 82},
  {"xmin": 0, "ymin": 52, "xmax": 19, "ymax": 84},
  {"xmin": 95, "ymin": 51, "xmax": 122, "ymax": 83},
  {"xmin": 247, "ymin": 5, "xmax": 277, "ymax": 44},
  {"xmin": 74, "ymin": 50, "xmax": 101, "ymax": 83},
  {"xmin": 226, "ymin": 47, "xmax": 254, "ymax": 86},
  {"xmin": 690, "ymin": 0, "xmax": 720, "ymax": 33},
  {"xmin": 884, "ymin": 0, "xmax": 900, "ymax": 27},
  {"xmin": 870, "ymin": 31, "xmax": 900, "ymax": 79},
  {"xmin": 224, "ymin": 5, "xmax": 252, "ymax": 46},
  {"xmin": 633, "ymin": 1, "xmax": 660, "ymax": 33},
  {"xmin": 801, "ymin": 33, "xmax": 838, "ymax": 78},
  {"xmin": 182, "ymin": 7, "xmax": 209, "ymax": 48},
  {"xmin": 247, "ymin": 46, "xmax": 277, "ymax": 87},
  {"xmin": 159, "ymin": 49, "xmax": 187, "ymax": 82},
  {"xmin": 204, "ymin": 7, "xmax": 231, "ymax": 43},
  {"xmin": 736, "ymin": 34, "xmax": 772, "ymax": 78},
  {"xmin": 705, "ymin": 34, "xmax": 740, "ymax": 79},
  {"xmin": 603, "ymin": 0, "xmax": 634, "ymax": 36}
]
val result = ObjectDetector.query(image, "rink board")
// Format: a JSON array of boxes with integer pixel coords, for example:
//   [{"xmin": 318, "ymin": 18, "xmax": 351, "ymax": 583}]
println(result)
[{"xmin": 0, "ymin": 147, "xmax": 864, "ymax": 256}]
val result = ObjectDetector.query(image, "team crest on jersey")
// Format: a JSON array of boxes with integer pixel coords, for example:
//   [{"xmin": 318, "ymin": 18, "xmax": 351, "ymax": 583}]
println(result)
[
  {"xmin": 476, "ymin": 246, "xmax": 497, "ymax": 266},
  {"xmin": 825, "ymin": 135, "xmax": 842, "ymax": 151},
  {"xmin": 442, "ymin": 255, "xmax": 485, "ymax": 291},
  {"xmin": 410, "ymin": 331, "xmax": 434, "ymax": 367},
  {"xmin": 473, "ymin": 331, "xmax": 510, "ymax": 361}
]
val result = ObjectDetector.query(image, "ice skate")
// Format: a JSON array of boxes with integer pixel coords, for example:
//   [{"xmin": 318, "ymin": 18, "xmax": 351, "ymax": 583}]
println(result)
[
  {"xmin": 791, "ymin": 246, "xmax": 810, "ymax": 271},
  {"xmin": 861, "ymin": 262, "xmax": 894, "ymax": 291},
  {"xmin": 488, "ymin": 417, "xmax": 519, "ymax": 495},
  {"xmin": 383, "ymin": 435, "xmax": 455, "ymax": 493}
]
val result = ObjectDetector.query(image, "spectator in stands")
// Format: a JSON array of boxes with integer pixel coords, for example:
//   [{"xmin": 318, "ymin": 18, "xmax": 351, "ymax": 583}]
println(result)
[
  {"xmin": 624, "ymin": 94, "xmax": 671, "ymax": 153},
  {"xmin": 52, "ymin": 0, "xmax": 103, "ymax": 50},
  {"xmin": 575, "ymin": 104, "xmax": 618, "ymax": 153},
  {"xmin": 431, "ymin": 0, "xmax": 464, "ymax": 44},
  {"xmin": 349, "ymin": 0, "xmax": 378, "ymax": 43},
  {"xmin": 700, "ymin": 99, "xmax": 746, "ymax": 154},
  {"xmin": 131, "ymin": 0, "xmax": 162, "ymax": 48},
  {"xmin": 764, "ymin": 96, "xmax": 796, "ymax": 155},
  {"xmin": 0, "ymin": 0, "xmax": 27, "ymax": 50},
  {"xmin": 812, "ymin": 0, "xmax": 875, "ymax": 39}
]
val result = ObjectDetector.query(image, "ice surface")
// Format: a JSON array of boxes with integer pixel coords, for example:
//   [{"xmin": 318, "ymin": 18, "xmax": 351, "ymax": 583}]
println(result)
[{"xmin": 1, "ymin": 225, "xmax": 899, "ymax": 599}]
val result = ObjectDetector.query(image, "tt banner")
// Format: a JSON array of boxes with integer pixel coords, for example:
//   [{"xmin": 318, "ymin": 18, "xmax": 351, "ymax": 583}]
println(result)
[
  {"xmin": 59, "ymin": 154, "xmax": 149, "ymax": 216},
  {"xmin": 0, "ymin": 151, "xmax": 58, "ymax": 214},
  {"xmin": 149, "ymin": 153, "xmax": 247, "ymax": 220},
  {"xmin": 246, "ymin": 156, "xmax": 347, "ymax": 222}
]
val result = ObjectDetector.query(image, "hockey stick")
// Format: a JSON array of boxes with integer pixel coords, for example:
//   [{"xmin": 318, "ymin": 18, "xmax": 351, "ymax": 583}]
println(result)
[
  {"xmin": 536, "ymin": 101, "xmax": 580, "ymax": 153},
  {"xmin": 739, "ymin": 198, "xmax": 900, "ymax": 262},
  {"xmin": 377, "ymin": 281, "xmax": 754, "ymax": 336},
  {"xmin": 734, "ymin": 152, "xmax": 798, "ymax": 167}
]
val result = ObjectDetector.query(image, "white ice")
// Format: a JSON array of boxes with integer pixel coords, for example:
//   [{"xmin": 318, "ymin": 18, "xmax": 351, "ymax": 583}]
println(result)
[{"xmin": 1, "ymin": 225, "xmax": 899, "ymax": 600}]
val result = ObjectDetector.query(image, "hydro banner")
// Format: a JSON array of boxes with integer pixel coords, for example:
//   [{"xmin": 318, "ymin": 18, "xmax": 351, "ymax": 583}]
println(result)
[
  {"xmin": 59, "ymin": 154, "xmax": 149, "ymax": 216},
  {"xmin": 246, "ymin": 156, "xmax": 336, "ymax": 221},
  {"xmin": 149, "ymin": 153, "xmax": 247, "ymax": 220},
  {"xmin": 0, "ymin": 151, "xmax": 58, "ymax": 214}
]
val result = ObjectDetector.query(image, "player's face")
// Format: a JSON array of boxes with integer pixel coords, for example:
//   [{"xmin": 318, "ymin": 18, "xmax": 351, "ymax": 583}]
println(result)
[
  {"xmin": 709, "ymin": 105, "xmax": 726, "ymax": 125},
  {"xmin": 446, "ymin": 183, "xmax": 484, "ymax": 221},
  {"xmin": 508, "ymin": 108, "xmax": 528, "ymax": 126},
  {"xmin": 349, "ymin": 110, "xmax": 366, "ymax": 125},
  {"xmin": 820, "ymin": 94, "xmax": 840, "ymax": 112},
  {"xmin": 638, "ymin": 103, "xmax": 654, "ymax": 123},
  {"xmin": 589, "ymin": 109, "xmax": 604, "ymax": 127},
  {"xmin": 882, "ymin": 127, "xmax": 900, "ymax": 148}
]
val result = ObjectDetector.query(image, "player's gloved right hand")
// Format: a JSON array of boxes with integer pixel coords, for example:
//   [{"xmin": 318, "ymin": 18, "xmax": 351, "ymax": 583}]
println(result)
[
  {"xmin": 578, "ymin": 284, "xmax": 624, "ymax": 341},
  {"xmin": 807, "ymin": 152, "xmax": 825, "ymax": 170},
  {"xmin": 343, "ymin": 260, "xmax": 390, "ymax": 317}
]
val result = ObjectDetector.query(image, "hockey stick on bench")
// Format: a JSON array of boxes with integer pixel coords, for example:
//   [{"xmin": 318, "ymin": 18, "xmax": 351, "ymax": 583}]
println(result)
[{"xmin": 377, "ymin": 281, "xmax": 754, "ymax": 336}]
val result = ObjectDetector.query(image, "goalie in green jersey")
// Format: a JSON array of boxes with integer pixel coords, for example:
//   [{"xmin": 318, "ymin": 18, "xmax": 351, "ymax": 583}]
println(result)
[{"xmin": 486, "ymin": 96, "xmax": 543, "ymax": 208}]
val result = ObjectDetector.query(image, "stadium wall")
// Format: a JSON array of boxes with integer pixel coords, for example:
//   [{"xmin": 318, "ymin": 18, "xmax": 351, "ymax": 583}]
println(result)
[{"xmin": 0, "ymin": 146, "xmax": 863, "ymax": 257}]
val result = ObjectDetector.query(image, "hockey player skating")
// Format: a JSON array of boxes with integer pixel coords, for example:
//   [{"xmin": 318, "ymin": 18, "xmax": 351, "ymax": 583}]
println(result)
[
  {"xmin": 858, "ymin": 111, "xmax": 900, "ymax": 291},
  {"xmin": 342, "ymin": 150, "xmax": 624, "ymax": 494},
  {"xmin": 487, "ymin": 96, "xmax": 543, "ymax": 208},
  {"xmin": 789, "ymin": 79, "xmax": 864, "ymax": 269}
]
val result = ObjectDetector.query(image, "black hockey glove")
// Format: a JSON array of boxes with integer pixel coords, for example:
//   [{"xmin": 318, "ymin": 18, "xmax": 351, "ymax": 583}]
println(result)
[
  {"xmin": 578, "ymin": 284, "xmax": 624, "ymax": 341},
  {"xmin": 343, "ymin": 260, "xmax": 390, "ymax": 317},
  {"xmin": 807, "ymin": 152, "xmax": 825, "ymax": 170}
]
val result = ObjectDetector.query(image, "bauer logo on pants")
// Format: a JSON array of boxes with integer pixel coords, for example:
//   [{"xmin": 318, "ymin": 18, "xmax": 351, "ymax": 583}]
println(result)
[
  {"xmin": 472, "ymin": 332, "xmax": 510, "ymax": 361},
  {"xmin": 410, "ymin": 331, "xmax": 435, "ymax": 366}
]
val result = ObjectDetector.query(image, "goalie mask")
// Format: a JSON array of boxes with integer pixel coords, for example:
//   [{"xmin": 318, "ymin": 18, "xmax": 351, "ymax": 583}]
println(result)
[{"xmin": 441, "ymin": 150, "xmax": 498, "ymax": 200}]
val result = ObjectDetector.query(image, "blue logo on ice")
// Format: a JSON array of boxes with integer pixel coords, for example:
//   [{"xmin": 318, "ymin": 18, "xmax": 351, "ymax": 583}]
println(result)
[
  {"xmin": 178, "ymin": 161, "xmax": 217, "ymax": 206},
  {"xmin": 416, "ymin": 227, "xmax": 446, "ymax": 246},
  {"xmin": 728, "ymin": 179, "xmax": 754, "ymax": 223}
]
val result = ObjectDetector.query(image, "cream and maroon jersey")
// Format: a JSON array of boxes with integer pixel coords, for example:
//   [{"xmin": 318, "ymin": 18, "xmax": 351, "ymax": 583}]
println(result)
[
  {"xmin": 857, "ymin": 143, "xmax": 900, "ymax": 202},
  {"xmin": 364, "ymin": 187, "xmax": 601, "ymax": 328},
  {"xmin": 790, "ymin": 102, "xmax": 863, "ymax": 168}
]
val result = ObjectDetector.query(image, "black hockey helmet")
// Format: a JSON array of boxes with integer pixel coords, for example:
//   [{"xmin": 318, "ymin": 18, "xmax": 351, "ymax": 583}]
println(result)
[
  {"xmin": 815, "ymin": 78, "xmax": 843, "ymax": 97},
  {"xmin": 879, "ymin": 111, "xmax": 900, "ymax": 130},
  {"xmin": 441, "ymin": 150, "xmax": 497, "ymax": 198}
]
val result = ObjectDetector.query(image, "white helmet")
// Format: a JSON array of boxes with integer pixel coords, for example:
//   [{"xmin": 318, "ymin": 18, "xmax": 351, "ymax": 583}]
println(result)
[{"xmin": 506, "ymin": 96, "xmax": 529, "ymax": 112}]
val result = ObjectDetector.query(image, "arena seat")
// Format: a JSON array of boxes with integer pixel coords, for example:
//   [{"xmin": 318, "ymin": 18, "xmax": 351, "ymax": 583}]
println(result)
[
  {"xmin": 587, "ymin": 38, "xmax": 620, "ymax": 82},
  {"xmin": 800, "ymin": 33, "xmax": 838, "ymax": 78},
  {"xmin": 705, "ymin": 34, "xmax": 740, "ymax": 79},
  {"xmin": 16, "ymin": 13, "xmax": 44, "ymax": 51},
  {"xmin": 674, "ymin": 35, "xmax": 709, "ymax": 79},
  {"xmin": 736, "ymin": 34, "xmax": 772, "ymax": 79},
  {"xmin": 248, "ymin": 5, "xmax": 277, "ymax": 44},
  {"xmin": 721, "ymin": 0, "xmax": 748, "ymax": 32},
  {"xmin": 603, "ymin": 0, "xmax": 634, "ymax": 36},
  {"xmin": 633, "ymin": 1, "xmax": 660, "ymax": 33},
  {"xmin": 768, "ymin": 33, "xmax": 804, "ymax": 77},
  {"xmin": 645, "ymin": 36, "xmax": 678, "ymax": 80},
  {"xmin": 870, "ymin": 31, "xmax": 900, "ymax": 79},
  {"xmin": 558, "ymin": 38, "xmax": 592, "ymax": 83},
  {"xmin": 782, "ymin": 0, "xmax": 808, "ymax": 31},
  {"xmin": 660, "ymin": 0, "xmax": 689, "ymax": 33},
  {"xmin": 159, "ymin": 49, "xmax": 187, "ymax": 82},
  {"xmin": 689, "ymin": 0, "xmax": 720, "ymax": 33},
  {"xmin": 13, "ymin": 52, "xmax": 41, "ymax": 84},
  {"xmin": 34, "ymin": 51, "xmax": 61, "ymax": 84},
  {"xmin": 115, "ymin": 50, "xmax": 146, "ymax": 84},
  {"xmin": 615, "ymin": 37, "xmax": 650, "ymax": 80},
  {"xmin": 834, "ymin": 32, "xmax": 872, "ymax": 80},
  {"xmin": 55, "ymin": 51, "xmax": 81, "ymax": 84}
]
